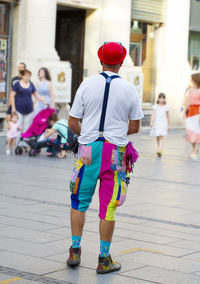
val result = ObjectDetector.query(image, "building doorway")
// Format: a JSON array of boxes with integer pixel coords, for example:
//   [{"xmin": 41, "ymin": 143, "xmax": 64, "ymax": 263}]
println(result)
[{"xmin": 56, "ymin": 6, "xmax": 86, "ymax": 104}]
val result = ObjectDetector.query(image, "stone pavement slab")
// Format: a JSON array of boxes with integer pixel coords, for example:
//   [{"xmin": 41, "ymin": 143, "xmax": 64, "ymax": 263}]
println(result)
[
  {"xmin": 117, "ymin": 251, "xmax": 200, "ymax": 273},
  {"xmin": 0, "ymin": 251, "xmax": 65, "ymax": 275},
  {"xmin": 0, "ymin": 238, "xmax": 66, "ymax": 258},
  {"xmin": 120, "ymin": 266, "xmax": 200, "ymax": 284},
  {"xmin": 44, "ymin": 267, "xmax": 151, "ymax": 284}
]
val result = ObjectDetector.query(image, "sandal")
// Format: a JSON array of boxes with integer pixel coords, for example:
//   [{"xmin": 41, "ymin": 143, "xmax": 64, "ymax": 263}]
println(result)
[{"xmin": 57, "ymin": 151, "xmax": 67, "ymax": 159}]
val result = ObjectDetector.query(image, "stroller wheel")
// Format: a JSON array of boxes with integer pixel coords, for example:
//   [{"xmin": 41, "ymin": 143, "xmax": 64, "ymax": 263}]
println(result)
[
  {"xmin": 29, "ymin": 149, "xmax": 37, "ymax": 157},
  {"xmin": 15, "ymin": 147, "xmax": 23, "ymax": 155}
]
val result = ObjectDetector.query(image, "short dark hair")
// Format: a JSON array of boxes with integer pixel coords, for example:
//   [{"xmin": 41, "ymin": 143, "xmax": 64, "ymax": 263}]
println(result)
[
  {"xmin": 156, "ymin": 93, "xmax": 166, "ymax": 104},
  {"xmin": 102, "ymin": 63, "xmax": 121, "ymax": 69},
  {"xmin": 38, "ymin": 67, "xmax": 51, "ymax": 81},
  {"xmin": 19, "ymin": 62, "xmax": 26, "ymax": 69},
  {"xmin": 48, "ymin": 113, "xmax": 58, "ymax": 122},
  {"xmin": 20, "ymin": 69, "xmax": 32, "ymax": 76}
]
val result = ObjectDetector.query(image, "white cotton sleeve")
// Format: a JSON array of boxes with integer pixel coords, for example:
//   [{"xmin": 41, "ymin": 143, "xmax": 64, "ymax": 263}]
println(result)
[
  {"xmin": 165, "ymin": 104, "xmax": 170, "ymax": 111},
  {"xmin": 128, "ymin": 87, "xmax": 144, "ymax": 120},
  {"xmin": 69, "ymin": 82, "xmax": 85, "ymax": 118}
]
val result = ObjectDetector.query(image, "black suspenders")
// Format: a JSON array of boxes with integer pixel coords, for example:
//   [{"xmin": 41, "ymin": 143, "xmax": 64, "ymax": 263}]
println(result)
[{"xmin": 99, "ymin": 72, "xmax": 120, "ymax": 137}]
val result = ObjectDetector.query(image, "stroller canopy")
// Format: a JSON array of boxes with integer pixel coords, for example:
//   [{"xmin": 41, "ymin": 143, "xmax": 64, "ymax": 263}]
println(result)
[{"xmin": 22, "ymin": 108, "xmax": 56, "ymax": 138}]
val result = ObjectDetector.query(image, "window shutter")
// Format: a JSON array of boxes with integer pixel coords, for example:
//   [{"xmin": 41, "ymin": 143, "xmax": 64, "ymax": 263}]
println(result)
[
  {"xmin": 132, "ymin": 0, "xmax": 165, "ymax": 24},
  {"xmin": 190, "ymin": 0, "xmax": 200, "ymax": 32}
]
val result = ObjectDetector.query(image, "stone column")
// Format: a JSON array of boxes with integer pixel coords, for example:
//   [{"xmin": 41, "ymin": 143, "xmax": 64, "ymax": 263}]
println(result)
[
  {"xmin": 99, "ymin": 0, "xmax": 133, "ymax": 68},
  {"xmin": 154, "ymin": 0, "xmax": 191, "ymax": 126},
  {"xmin": 12, "ymin": 0, "xmax": 59, "ymax": 77},
  {"xmin": 84, "ymin": 0, "xmax": 134, "ymax": 79},
  {"xmin": 11, "ymin": 0, "xmax": 72, "ymax": 116},
  {"xmin": 19, "ymin": 0, "xmax": 59, "ymax": 61}
]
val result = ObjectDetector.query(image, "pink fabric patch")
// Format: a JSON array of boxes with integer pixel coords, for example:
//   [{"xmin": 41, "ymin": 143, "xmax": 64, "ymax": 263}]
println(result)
[{"xmin": 99, "ymin": 142, "xmax": 115, "ymax": 220}]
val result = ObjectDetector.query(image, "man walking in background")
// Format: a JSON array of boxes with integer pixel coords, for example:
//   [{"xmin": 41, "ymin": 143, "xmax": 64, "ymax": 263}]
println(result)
[{"xmin": 67, "ymin": 42, "xmax": 143, "ymax": 274}]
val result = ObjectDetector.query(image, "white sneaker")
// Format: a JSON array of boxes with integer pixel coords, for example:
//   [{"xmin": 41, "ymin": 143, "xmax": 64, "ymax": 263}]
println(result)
[
  {"xmin": 190, "ymin": 154, "xmax": 200, "ymax": 161},
  {"xmin": 6, "ymin": 149, "xmax": 10, "ymax": 155}
]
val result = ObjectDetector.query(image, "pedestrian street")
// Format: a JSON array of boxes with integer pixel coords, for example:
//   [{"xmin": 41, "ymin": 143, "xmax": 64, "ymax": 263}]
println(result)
[{"xmin": 0, "ymin": 129, "xmax": 200, "ymax": 284}]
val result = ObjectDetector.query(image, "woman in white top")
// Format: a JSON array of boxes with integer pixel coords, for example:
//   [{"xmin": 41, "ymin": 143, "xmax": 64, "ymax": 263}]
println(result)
[
  {"xmin": 150, "ymin": 93, "xmax": 170, "ymax": 157},
  {"xmin": 36, "ymin": 67, "xmax": 54, "ymax": 113}
]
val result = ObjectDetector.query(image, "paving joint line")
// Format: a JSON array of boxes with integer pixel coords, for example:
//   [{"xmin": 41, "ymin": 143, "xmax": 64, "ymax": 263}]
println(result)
[
  {"xmin": 134, "ymin": 176, "xmax": 200, "ymax": 188},
  {"xmin": 0, "ymin": 266, "xmax": 74, "ymax": 284},
  {"xmin": 0, "ymin": 266, "xmax": 158, "ymax": 284},
  {"xmin": 1, "ymin": 193, "xmax": 200, "ymax": 230}
]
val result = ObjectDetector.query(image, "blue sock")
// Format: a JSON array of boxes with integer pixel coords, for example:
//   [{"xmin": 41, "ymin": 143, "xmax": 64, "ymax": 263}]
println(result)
[
  {"xmin": 100, "ymin": 240, "xmax": 111, "ymax": 257},
  {"xmin": 72, "ymin": 235, "xmax": 81, "ymax": 248}
]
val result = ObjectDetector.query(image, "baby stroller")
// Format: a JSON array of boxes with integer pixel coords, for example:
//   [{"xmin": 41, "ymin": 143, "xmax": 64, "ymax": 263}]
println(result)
[
  {"xmin": 15, "ymin": 108, "xmax": 56, "ymax": 156},
  {"xmin": 35, "ymin": 127, "xmax": 79, "ymax": 157}
]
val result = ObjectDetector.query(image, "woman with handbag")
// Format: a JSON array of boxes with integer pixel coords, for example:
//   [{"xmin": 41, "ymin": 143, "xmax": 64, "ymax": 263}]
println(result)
[{"xmin": 184, "ymin": 73, "xmax": 200, "ymax": 160}]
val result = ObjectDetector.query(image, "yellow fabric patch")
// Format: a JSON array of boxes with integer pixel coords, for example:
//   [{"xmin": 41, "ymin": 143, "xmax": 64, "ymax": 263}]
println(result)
[{"xmin": 74, "ymin": 158, "xmax": 83, "ymax": 170}]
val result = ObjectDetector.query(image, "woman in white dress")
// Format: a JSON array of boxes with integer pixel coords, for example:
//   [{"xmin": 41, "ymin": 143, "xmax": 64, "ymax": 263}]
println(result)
[{"xmin": 150, "ymin": 93, "xmax": 170, "ymax": 157}]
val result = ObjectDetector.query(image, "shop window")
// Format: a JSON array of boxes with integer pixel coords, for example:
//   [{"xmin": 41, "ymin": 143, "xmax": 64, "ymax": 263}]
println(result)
[
  {"xmin": 130, "ymin": 42, "xmax": 142, "ymax": 66},
  {"xmin": 130, "ymin": 20, "xmax": 156, "ymax": 104},
  {"xmin": 188, "ymin": 31, "xmax": 200, "ymax": 70},
  {"xmin": 0, "ymin": 2, "xmax": 9, "ymax": 104},
  {"xmin": 129, "ymin": 20, "xmax": 147, "ymax": 66}
]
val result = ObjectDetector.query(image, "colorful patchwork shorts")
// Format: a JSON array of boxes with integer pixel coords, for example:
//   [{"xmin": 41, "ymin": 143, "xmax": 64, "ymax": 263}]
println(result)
[{"xmin": 70, "ymin": 139, "xmax": 130, "ymax": 221}]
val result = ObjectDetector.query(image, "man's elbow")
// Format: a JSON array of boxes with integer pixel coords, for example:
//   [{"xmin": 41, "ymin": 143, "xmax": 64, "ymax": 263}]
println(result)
[
  {"xmin": 68, "ymin": 116, "xmax": 79, "ymax": 132},
  {"xmin": 68, "ymin": 117, "xmax": 73, "ymax": 130},
  {"xmin": 129, "ymin": 120, "xmax": 140, "ymax": 134},
  {"xmin": 134, "ymin": 126, "xmax": 139, "ymax": 134}
]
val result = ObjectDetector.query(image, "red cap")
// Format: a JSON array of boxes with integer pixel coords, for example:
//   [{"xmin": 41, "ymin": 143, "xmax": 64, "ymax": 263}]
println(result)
[{"xmin": 98, "ymin": 42, "xmax": 127, "ymax": 65}]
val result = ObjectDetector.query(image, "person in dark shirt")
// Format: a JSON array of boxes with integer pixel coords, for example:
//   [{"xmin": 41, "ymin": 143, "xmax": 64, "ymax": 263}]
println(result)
[
  {"xmin": 11, "ymin": 69, "xmax": 49, "ymax": 144},
  {"xmin": 6, "ymin": 62, "xmax": 26, "ymax": 123}
]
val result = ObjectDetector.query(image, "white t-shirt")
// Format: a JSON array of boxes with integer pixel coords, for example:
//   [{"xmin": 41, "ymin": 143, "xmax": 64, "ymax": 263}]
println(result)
[{"xmin": 69, "ymin": 71, "xmax": 144, "ymax": 146}]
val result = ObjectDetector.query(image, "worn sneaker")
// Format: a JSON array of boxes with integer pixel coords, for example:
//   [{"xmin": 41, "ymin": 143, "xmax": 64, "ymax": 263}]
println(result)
[
  {"xmin": 6, "ymin": 149, "xmax": 10, "ymax": 155},
  {"xmin": 157, "ymin": 151, "xmax": 162, "ymax": 157},
  {"xmin": 66, "ymin": 246, "xmax": 81, "ymax": 267},
  {"xmin": 96, "ymin": 254, "xmax": 121, "ymax": 274}
]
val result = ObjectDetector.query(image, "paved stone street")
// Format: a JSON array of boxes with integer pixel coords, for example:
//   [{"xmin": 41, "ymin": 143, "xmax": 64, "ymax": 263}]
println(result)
[{"xmin": 0, "ymin": 129, "xmax": 200, "ymax": 284}]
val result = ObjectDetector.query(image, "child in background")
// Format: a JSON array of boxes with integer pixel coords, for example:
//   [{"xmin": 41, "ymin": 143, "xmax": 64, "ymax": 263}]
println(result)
[
  {"xmin": 6, "ymin": 113, "xmax": 20, "ymax": 155},
  {"xmin": 150, "ymin": 93, "xmax": 170, "ymax": 157},
  {"xmin": 45, "ymin": 113, "xmax": 69, "ymax": 158}
]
